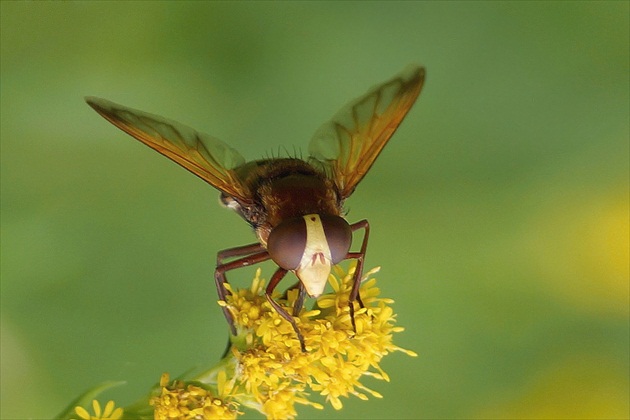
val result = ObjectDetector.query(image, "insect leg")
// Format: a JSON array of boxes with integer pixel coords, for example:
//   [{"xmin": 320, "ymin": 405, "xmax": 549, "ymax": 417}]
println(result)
[
  {"xmin": 217, "ymin": 242, "xmax": 267, "ymax": 265},
  {"xmin": 345, "ymin": 219, "xmax": 370, "ymax": 332},
  {"xmin": 292, "ymin": 282, "xmax": 307, "ymax": 317},
  {"xmin": 278, "ymin": 280, "xmax": 306, "ymax": 316},
  {"xmin": 265, "ymin": 267, "xmax": 307, "ymax": 352},
  {"xmin": 215, "ymin": 243, "xmax": 270, "ymax": 335}
]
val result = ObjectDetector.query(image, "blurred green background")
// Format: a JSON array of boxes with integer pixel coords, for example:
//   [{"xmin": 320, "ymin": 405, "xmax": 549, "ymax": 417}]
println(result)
[{"xmin": 1, "ymin": 2, "xmax": 628, "ymax": 419}]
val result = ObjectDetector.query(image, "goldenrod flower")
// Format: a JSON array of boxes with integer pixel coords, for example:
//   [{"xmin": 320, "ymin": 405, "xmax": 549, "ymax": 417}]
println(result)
[
  {"xmin": 210, "ymin": 263, "xmax": 416, "ymax": 418},
  {"xmin": 58, "ymin": 263, "xmax": 414, "ymax": 420},
  {"xmin": 151, "ymin": 372, "xmax": 240, "ymax": 420},
  {"xmin": 74, "ymin": 400, "xmax": 123, "ymax": 420}
]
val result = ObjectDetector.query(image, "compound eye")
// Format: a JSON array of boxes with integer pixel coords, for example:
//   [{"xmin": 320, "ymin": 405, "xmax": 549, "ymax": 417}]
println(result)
[
  {"xmin": 320, "ymin": 215, "xmax": 352, "ymax": 264},
  {"xmin": 267, "ymin": 217, "xmax": 307, "ymax": 270}
]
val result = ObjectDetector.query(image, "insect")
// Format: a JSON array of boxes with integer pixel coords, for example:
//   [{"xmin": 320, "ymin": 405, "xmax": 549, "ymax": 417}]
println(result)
[{"xmin": 86, "ymin": 65, "xmax": 425, "ymax": 351}]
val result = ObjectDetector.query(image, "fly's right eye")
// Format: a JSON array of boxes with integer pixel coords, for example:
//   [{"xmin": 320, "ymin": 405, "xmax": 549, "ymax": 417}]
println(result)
[
  {"xmin": 267, "ymin": 217, "xmax": 307, "ymax": 270},
  {"xmin": 319, "ymin": 215, "xmax": 352, "ymax": 264}
]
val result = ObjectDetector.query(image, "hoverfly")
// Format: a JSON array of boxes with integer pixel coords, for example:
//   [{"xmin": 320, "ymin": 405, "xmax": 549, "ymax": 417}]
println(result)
[{"xmin": 86, "ymin": 65, "xmax": 425, "ymax": 351}]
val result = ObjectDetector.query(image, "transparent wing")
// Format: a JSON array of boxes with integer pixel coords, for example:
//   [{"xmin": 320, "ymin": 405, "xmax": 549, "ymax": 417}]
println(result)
[
  {"xmin": 85, "ymin": 97, "xmax": 251, "ymax": 202},
  {"xmin": 308, "ymin": 65, "xmax": 425, "ymax": 198}
]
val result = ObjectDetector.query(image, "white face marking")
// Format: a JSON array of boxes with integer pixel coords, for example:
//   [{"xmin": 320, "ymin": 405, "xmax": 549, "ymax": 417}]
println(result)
[{"xmin": 296, "ymin": 214, "xmax": 332, "ymax": 297}]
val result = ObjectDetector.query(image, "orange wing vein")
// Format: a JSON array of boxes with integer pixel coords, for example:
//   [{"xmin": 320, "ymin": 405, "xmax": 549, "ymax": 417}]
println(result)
[
  {"xmin": 85, "ymin": 97, "xmax": 251, "ymax": 202},
  {"xmin": 308, "ymin": 65, "xmax": 425, "ymax": 198}
]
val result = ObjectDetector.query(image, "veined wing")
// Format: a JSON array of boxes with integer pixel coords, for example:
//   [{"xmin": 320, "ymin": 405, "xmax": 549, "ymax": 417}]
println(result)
[
  {"xmin": 308, "ymin": 65, "xmax": 425, "ymax": 198},
  {"xmin": 85, "ymin": 97, "xmax": 251, "ymax": 202}
]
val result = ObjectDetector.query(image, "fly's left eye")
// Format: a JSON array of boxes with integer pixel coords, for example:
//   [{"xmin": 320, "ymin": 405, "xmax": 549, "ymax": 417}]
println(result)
[
  {"xmin": 267, "ymin": 217, "xmax": 307, "ymax": 270},
  {"xmin": 320, "ymin": 215, "xmax": 352, "ymax": 264}
]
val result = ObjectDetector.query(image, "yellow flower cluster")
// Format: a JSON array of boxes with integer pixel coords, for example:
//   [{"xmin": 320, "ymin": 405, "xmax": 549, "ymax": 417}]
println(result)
[
  {"xmin": 61, "ymin": 264, "xmax": 412, "ymax": 420},
  {"xmin": 215, "ymin": 264, "xmax": 416, "ymax": 419},
  {"xmin": 151, "ymin": 373, "xmax": 240, "ymax": 419},
  {"xmin": 65, "ymin": 264, "xmax": 413, "ymax": 420}
]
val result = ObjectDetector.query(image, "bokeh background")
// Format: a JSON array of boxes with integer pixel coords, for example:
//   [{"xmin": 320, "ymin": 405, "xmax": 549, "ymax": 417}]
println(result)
[{"xmin": 1, "ymin": 2, "xmax": 628, "ymax": 419}]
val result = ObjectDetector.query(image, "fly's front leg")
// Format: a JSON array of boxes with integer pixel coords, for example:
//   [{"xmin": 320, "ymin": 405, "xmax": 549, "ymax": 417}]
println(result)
[
  {"xmin": 292, "ymin": 282, "xmax": 306, "ymax": 317},
  {"xmin": 215, "ymin": 243, "xmax": 269, "ymax": 335},
  {"xmin": 278, "ymin": 280, "xmax": 306, "ymax": 316},
  {"xmin": 265, "ymin": 267, "xmax": 307, "ymax": 352},
  {"xmin": 345, "ymin": 219, "xmax": 370, "ymax": 333}
]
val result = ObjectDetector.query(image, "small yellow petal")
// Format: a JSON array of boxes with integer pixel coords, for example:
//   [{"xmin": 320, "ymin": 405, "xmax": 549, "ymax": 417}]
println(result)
[
  {"xmin": 102, "ymin": 400, "xmax": 115, "ymax": 417},
  {"xmin": 92, "ymin": 400, "xmax": 101, "ymax": 417},
  {"xmin": 110, "ymin": 407, "xmax": 123, "ymax": 420},
  {"xmin": 74, "ymin": 406, "xmax": 90, "ymax": 420}
]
